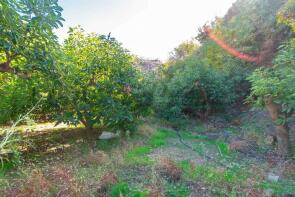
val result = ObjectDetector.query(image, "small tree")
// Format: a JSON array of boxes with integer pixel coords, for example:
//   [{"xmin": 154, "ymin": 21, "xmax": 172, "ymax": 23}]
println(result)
[
  {"xmin": 53, "ymin": 27, "xmax": 147, "ymax": 135},
  {"xmin": 247, "ymin": 1, "xmax": 295, "ymax": 157},
  {"xmin": 248, "ymin": 39, "xmax": 294, "ymax": 157},
  {"xmin": 153, "ymin": 56, "xmax": 235, "ymax": 121}
]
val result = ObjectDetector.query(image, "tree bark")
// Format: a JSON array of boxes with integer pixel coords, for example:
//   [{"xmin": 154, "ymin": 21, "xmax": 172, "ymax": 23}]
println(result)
[{"xmin": 264, "ymin": 97, "xmax": 290, "ymax": 157}]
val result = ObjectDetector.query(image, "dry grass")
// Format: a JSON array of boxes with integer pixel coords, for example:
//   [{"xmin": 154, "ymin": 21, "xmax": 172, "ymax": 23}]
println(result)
[
  {"xmin": 282, "ymin": 162, "xmax": 295, "ymax": 179},
  {"xmin": 50, "ymin": 166, "xmax": 84, "ymax": 197},
  {"xmin": 155, "ymin": 158, "xmax": 182, "ymax": 182},
  {"xmin": 137, "ymin": 123, "xmax": 155, "ymax": 137},
  {"xmin": 3, "ymin": 170, "xmax": 52, "ymax": 197},
  {"xmin": 96, "ymin": 171, "xmax": 118, "ymax": 196},
  {"xmin": 79, "ymin": 150, "xmax": 109, "ymax": 166}
]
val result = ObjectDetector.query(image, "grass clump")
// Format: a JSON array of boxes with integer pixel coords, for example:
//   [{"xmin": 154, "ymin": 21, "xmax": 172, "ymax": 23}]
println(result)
[
  {"xmin": 125, "ymin": 146, "xmax": 152, "ymax": 165},
  {"xmin": 178, "ymin": 160, "xmax": 248, "ymax": 185},
  {"xmin": 110, "ymin": 182, "xmax": 148, "ymax": 197},
  {"xmin": 124, "ymin": 129, "xmax": 174, "ymax": 165},
  {"xmin": 149, "ymin": 129, "xmax": 175, "ymax": 148},
  {"xmin": 259, "ymin": 180, "xmax": 295, "ymax": 196}
]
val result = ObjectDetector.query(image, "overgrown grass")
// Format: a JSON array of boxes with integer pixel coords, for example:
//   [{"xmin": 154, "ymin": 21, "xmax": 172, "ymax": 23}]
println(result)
[
  {"xmin": 110, "ymin": 182, "xmax": 148, "ymax": 197},
  {"xmin": 125, "ymin": 146, "xmax": 152, "ymax": 165},
  {"xmin": 178, "ymin": 160, "xmax": 248, "ymax": 184},
  {"xmin": 124, "ymin": 128, "xmax": 174, "ymax": 165},
  {"xmin": 259, "ymin": 180, "xmax": 295, "ymax": 195},
  {"xmin": 1, "ymin": 119, "xmax": 294, "ymax": 196}
]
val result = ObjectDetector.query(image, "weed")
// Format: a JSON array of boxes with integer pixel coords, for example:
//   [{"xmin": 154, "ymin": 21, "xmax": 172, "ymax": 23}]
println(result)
[
  {"xmin": 110, "ymin": 182, "xmax": 148, "ymax": 197},
  {"xmin": 259, "ymin": 180, "xmax": 295, "ymax": 195},
  {"xmin": 125, "ymin": 146, "xmax": 152, "ymax": 165},
  {"xmin": 4, "ymin": 170, "xmax": 52, "ymax": 197},
  {"xmin": 79, "ymin": 150, "xmax": 109, "ymax": 166},
  {"xmin": 97, "ymin": 171, "xmax": 118, "ymax": 196},
  {"xmin": 124, "ymin": 129, "xmax": 173, "ymax": 165},
  {"xmin": 155, "ymin": 158, "xmax": 182, "ymax": 182},
  {"xmin": 216, "ymin": 141, "xmax": 230, "ymax": 157},
  {"xmin": 137, "ymin": 123, "xmax": 155, "ymax": 137},
  {"xmin": 149, "ymin": 129, "xmax": 174, "ymax": 148},
  {"xmin": 182, "ymin": 163, "xmax": 248, "ymax": 186},
  {"xmin": 164, "ymin": 182, "xmax": 189, "ymax": 197},
  {"xmin": 51, "ymin": 166, "xmax": 84, "ymax": 196},
  {"xmin": 178, "ymin": 160, "xmax": 197, "ymax": 180}
]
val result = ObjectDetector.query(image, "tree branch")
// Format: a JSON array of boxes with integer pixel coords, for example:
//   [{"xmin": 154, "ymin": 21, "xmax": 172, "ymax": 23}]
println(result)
[
  {"xmin": 0, "ymin": 50, "xmax": 29, "ymax": 78},
  {"xmin": 0, "ymin": 62, "xmax": 29, "ymax": 79}
]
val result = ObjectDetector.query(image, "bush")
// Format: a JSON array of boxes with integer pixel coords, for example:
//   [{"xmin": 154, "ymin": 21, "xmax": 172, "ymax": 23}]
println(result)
[{"xmin": 153, "ymin": 56, "xmax": 236, "ymax": 121}]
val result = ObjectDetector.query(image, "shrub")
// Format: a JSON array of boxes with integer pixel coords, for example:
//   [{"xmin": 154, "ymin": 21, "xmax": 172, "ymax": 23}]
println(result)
[{"xmin": 153, "ymin": 57, "xmax": 235, "ymax": 121}]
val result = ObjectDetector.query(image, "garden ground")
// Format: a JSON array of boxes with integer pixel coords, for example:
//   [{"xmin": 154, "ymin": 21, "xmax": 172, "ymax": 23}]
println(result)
[{"xmin": 0, "ymin": 110, "xmax": 295, "ymax": 196}]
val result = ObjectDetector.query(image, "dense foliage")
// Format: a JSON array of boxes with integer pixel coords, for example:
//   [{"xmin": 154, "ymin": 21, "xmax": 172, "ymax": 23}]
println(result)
[
  {"xmin": 0, "ymin": 0, "xmax": 63, "ymax": 76},
  {"xmin": 0, "ymin": 2, "xmax": 151, "ymax": 133},
  {"xmin": 248, "ymin": 39, "xmax": 295, "ymax": 118},
  {"xmin": 51, "ymin": 27, "xmax": 149, "ymax": 131},
  {"xmin": 153, "ymin": 56, "xmax": 235, "ymax": 121},
  {"xmin": 0, "ymin": 0, "xmax": 64, "ymax": 123},
  {"xmin": 0, "ymin": 0, "xmax": 294, "ymax": 156},
  {"xmin": 151, "ymin": 0, "xmax": 294, "ymax": 156}
]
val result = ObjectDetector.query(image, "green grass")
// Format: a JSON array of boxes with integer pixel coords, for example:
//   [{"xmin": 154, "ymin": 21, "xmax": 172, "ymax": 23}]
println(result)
[
  {"xmin": 125, "ymin": 146, "xmax": 152, "ymax": 165},
  {"xmin": 75, "ymin": 166, "xmax": 105, "ymax": 184},
  {"xmin": 110, "ymin": 182, "xmax": 148, "ymax": 197},
  {"xmin": 216, "ymin": 141, "xmax": 230, "ymax": 157},
  {"xmin": 178, "ymin": 160, "xmax": 248, "ymax": 185},
  {"xmin": 164, "ymin": 182, "xmax": 189, "ymax": 197},
  {"xmin": 259, "ymin": 180, "xmax": 295, "ymax": 195},
  {"xmin": 149, "ymin": 129, "xmax": 174, "ymax": 147},
  {"xmin": 124, "ymin": 129, "xmax": 174, "ymax": 165}
]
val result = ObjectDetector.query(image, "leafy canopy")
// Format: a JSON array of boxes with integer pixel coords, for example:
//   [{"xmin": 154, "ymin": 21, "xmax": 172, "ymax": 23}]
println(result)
[
  {"xmin": 53, "ymin": 27, "xmax": 147, "ymax": 131},
  {"xmin": 0, "ymin": 0, "xmax": 64, "ymax": 75}
]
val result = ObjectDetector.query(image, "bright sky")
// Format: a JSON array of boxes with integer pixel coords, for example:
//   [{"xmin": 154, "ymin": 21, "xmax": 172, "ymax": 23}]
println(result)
[{"xmin": 55, "ymin": 0, "xmax": 236, "ymax": 61}]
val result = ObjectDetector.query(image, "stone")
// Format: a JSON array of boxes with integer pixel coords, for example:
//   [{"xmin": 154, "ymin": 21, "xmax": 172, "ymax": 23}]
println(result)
[
  {"xmin": 265, "ymin": 135, "xmax": 276, "ymax": 146},
  {"xmin": 267, "ymin": 173, "xmax": 279, "ymax": 182},
  {"xmin": 98, "ymin": 132, "xmax": 118, "ymax": 140}
]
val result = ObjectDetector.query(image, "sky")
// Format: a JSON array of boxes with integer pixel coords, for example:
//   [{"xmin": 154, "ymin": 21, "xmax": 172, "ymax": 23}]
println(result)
[{"xmin": 55, "ymin": 0, "xmax": 236, "ymax": 61}]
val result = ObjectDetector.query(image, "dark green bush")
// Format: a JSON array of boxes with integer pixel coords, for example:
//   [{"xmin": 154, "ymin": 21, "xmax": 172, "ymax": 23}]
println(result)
[{"xmin": 153, "ymin": 56, "xmax": 236, "ymax": 121}]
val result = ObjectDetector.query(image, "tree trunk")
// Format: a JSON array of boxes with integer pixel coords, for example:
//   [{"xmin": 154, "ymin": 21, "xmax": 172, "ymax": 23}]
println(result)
[
  {"xmin": 264, "ymin": 97, "xmax": 290, "ymax": 157},
  {"xmin": 80, "ymin": 119, "xmax": 104, "ymax": 149},
  {"xmin": 195, "ymin": 81, "xmax": 211, "ymax": 120}
]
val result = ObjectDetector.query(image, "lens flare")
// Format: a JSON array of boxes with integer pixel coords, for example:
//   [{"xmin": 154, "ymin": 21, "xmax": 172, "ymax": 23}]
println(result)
[{"xmin": 203, "ymin": 26, "xmax": 260, "ymax": 63}]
